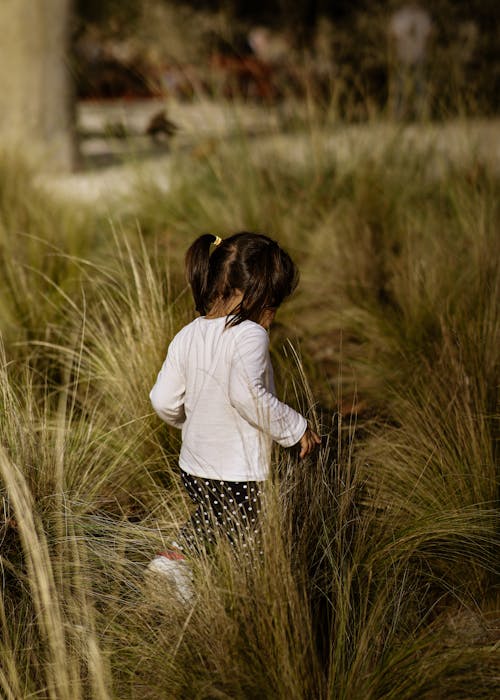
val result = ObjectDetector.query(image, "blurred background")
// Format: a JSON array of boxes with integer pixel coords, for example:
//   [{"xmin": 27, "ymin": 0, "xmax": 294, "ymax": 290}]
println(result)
[
  {"xmin": 72, "ymin": 0, "xmax": 498, "ymax": 108},
  {"xmin": 0, "ymin": 0, "xmax": 498, "ymax": 171}
]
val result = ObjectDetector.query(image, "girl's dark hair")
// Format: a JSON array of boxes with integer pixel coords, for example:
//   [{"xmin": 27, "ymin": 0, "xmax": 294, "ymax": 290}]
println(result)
[{"xmin": 185, "ymin": 232, "xmax": 299, "ymax": 326}]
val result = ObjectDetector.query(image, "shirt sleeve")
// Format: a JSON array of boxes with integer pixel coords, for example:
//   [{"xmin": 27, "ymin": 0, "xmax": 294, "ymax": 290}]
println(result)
[
  {"xmin": 149, "ymin": 337, "xmax": 186, "ymax": 429},
  {"xmin": 228, "ymin": 325, "xmax": 307, "ymax": 447}
]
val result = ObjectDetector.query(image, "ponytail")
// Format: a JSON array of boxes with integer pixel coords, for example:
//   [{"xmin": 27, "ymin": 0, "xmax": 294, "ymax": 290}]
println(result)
[{"xmin": 185, "ymin": 233, "xmax": 219, "ymax": 314}]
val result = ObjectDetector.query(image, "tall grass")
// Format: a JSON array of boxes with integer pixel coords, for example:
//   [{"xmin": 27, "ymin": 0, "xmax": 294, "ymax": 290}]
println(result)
[{"xmin": 0, "ymin": 113, "xmax": 498, "ymax": 698}]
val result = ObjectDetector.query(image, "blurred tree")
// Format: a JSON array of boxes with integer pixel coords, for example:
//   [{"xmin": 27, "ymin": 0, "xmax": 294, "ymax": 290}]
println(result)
[{"xmin": 0, "ymin": 0, "xmax": 76, "ymax": 171}]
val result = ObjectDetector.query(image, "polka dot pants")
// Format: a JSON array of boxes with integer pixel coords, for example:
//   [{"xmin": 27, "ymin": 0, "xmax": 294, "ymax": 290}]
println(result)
[{"xmin": 176, "ymin": 469, "xmax": 264, "ymax": 556}]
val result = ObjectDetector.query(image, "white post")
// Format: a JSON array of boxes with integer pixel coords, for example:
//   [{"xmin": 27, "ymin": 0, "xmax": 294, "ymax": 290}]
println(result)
[{"xmin": 0, "ymin": 0, "xmax": 76, "ymax": 171}]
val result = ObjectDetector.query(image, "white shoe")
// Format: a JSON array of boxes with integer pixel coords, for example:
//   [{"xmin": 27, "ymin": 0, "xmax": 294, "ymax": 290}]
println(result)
[{"xmin": 146, "ymin": 552, "xmax": 194, "ymax": 603}]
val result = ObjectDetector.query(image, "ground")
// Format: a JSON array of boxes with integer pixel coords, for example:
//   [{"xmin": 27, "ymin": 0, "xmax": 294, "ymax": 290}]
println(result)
[{"xmin": 37, "ymin": 99, "xmax": 500, "ymax": 205}]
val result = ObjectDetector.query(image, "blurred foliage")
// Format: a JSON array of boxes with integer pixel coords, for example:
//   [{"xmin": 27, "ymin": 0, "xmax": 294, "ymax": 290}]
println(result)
[
  {"xmin": 76, "ymin": 0, "xmax": 499, "ymax": 40},
  {"xmin": 76, "ymin": 0, "xmax": 141, "ymax": 28},
  {"xmin": 74, "ymin": 0, "xmax": 498, "ymax": 115}
]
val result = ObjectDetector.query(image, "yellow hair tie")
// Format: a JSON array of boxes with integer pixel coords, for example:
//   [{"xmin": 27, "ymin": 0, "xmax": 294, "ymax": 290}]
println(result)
[{"xmin": 213, "ymin": 235, "xmax": 223, "ymax": 247}]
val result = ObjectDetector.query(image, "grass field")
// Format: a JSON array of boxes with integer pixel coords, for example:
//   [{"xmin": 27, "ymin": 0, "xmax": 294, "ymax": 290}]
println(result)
[{"xmin": 0, "ymin": 103, "xmax": 498, "ymax": 699}]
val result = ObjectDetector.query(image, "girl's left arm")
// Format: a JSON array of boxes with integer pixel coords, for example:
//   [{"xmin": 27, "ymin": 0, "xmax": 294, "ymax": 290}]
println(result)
[
  {"xmin": 228, "ymin": 326, "xmax": 307, "ymax": 447},
  {"xmin": 150, "ymin": 342, "xmax": 186, "ymax": 429}
]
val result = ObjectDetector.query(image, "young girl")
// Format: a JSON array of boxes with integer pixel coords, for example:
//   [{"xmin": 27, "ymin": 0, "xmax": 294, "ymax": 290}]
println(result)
[{"xmin": 148, "ymin": 232, "xmax": 320, "ymax": 589}]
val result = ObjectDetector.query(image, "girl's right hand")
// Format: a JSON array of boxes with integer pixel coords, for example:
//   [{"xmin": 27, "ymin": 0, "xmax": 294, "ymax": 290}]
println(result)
[{"xmin": 299, "ymin": 426, "xmax": 321, "ymax": 459}]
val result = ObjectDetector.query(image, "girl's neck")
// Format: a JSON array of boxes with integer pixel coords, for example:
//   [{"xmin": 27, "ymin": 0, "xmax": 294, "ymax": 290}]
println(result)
[
  {"xmin": 205, "ymin": 291, "xmax": 243, "ymax": 319},
  {"xmin": 204, "ymin": 292, "xmax": 276, "ymax": 330}
]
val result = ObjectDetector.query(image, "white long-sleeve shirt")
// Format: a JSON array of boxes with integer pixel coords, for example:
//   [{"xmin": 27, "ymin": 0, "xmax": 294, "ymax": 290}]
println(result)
[{"xmin": 150, "ymin": 316, "xmax": 307, "ymax": 482}]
